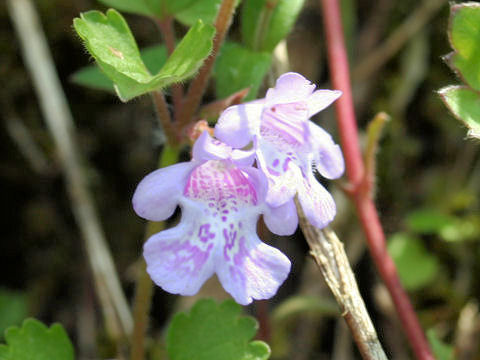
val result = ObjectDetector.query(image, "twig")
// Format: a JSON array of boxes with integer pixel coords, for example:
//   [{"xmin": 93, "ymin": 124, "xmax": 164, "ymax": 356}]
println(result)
[
  {"xmin": 178, "ymin": 0, "xmax": 238, "ymax": 130},
  {"xmin": 151, "ymin": 91, "xmax": 177, "ymax": 145},
  {"xmin": 352, "ymin": 0, "xmax": 448, "ymax": 82},
  {"xmin": 7, "ymin": 0, "xmax": 133, "ymax": 340},
  {"xmin": 155, "ymin": 17, "xmax": 183, "ymax": 120},
  {"xmin": 320, "ymin": 0, "xmax": 434, "ymax": 358},
  {"xmin": 296, "ymin": 199, "xmax": 387, "ymax": 360}
]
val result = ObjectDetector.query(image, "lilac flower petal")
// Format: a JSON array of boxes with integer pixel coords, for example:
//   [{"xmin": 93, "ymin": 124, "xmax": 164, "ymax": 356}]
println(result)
[
  {"xmin": 215, "ymin": 102, "xmax": 263, "ymax": 148},
  {"xmin": 215, "ymin": 220, "xmax": 291, "ymax": 305},
  {"xmin": 144, "ymin": 218, "xmax": 216, "ymax": 296},
  {"xmin": 297, "ymin": 172, "xmax": 336, "ymax": 229},
  {"xmin": 231, "ymin": 148, "xmax": 256, "ymax": 166},
  {"xmin": 306, "ymin": 90, "xmax": 342, "ymax": 116},
  {"xmin": 309, "ymin": 123, "xmax": 345, "ymax": 179},
  {"xmin": 238, "ymin": 165, "xmax": 268, "ymax": 204},
  {"xmin": 132, "ymin": 162, "xmax": 196, "ymax": 221},
  {"xmin": 192, "ymin": 131, "xmax": 232, "ymax": 161},
  {"xmin": 265, "ymin": 72, "xmax": 315, "ymax": 105},
  {"xmin": 263, "ymin": 199, "xmax": 298, "ymax": 236},
  {"xmin": 256, "ymin": 141, "xmax": 302, "ymax": 206}
]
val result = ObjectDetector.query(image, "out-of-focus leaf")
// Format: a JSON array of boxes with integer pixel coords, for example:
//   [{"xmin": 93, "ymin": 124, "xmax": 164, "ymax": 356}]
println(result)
[
  {"xmin": 71, "ymin": 45, "xmax": 168, "ymax": 93},
  {"xmin": 242, "ymin": 0, "xmax": 305, "ymax": 52},
  {"xmin": 175, "ymin": 0, "xmax": 222, "ymax": 26},
  {"xmin": 74, "ymin": 10, "xmax": 214, "ymax": 101},
  {"xmin": 448, "ymin": 3, "xmax": 480, "ymax": 91},
  {"xmin": 439, "ymin": 86, "xmax": 480, "ymax": 139},
  {"xmin": 406, "ymin": 208, "xmax": 455, "ymax": 234},
  {"xmin": 0, "ymin": 290, "xmax": 27, "ymax": 340},
  {"xmin": 167, "ymin": 299, "xmax": 270, "ymax": 360},
  {"xmin": 440, "ymin": 215, "xmax": 480, "ymax": 242},
  {"xmin": 427, "ymin": 329, "xmax": 454, "ymax": 360},
  {"xmin": 97, "ymin": 0, "xmax": 196, "ymax": 19},
  {"xmin": 0, "ymin": 319, "xmax": 74, "ymax": 360},
  {"xmin": 387, "ymin": 233, "xmax": 439, "ymax": 290},
  {"xmin": 215, "ymin": 42, "xmax": 271, "ymax": 100}
]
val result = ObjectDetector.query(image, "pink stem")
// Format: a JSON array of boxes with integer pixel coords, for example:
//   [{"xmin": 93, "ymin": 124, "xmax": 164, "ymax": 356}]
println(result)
[{"xmin": 319, "ymin": 0, "xmax": 434, "ymax": 359}]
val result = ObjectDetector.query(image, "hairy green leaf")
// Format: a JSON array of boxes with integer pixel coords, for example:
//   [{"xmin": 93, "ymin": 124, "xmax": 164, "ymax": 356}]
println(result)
[
  {"xmin": 175, "ymin": 0, "xmax": 222, "ymax": 26},
  {"xmin": 439, "ymin": 86, "xmax": 480, "ymax": 139},
  {"xmin": 97, "ymin": 0, "xmax": 197, "ymax": 19},
  {"xmin": 242, "ymin": 0, "xmax": 305, "ymax": 52},
  {"xmin": 215, "ymin": 42, "xmax": 271, "ymax": 100},
  {"xmin": 0, "ymin": 319, "xmax": 74, "ymax": 360},
  {"xmin": 72, "ymin": 45, "xmax": 168, "ymax": 93},
  {"xmin": 74, "ymin": 10, "xmax": 214, "ymax": 101},
  {"xmin": 167, "ymin": 299, "xmax": 270, "ymax": 360}
]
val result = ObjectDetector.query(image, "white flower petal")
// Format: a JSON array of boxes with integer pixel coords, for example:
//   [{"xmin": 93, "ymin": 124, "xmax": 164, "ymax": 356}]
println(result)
[
  {"xmin": 266, "ymin": 72, "xmax": 315, "ymax": 105},
  {"xmin": 263, "ymin": 199, "xmax": 298, "ymax": 236},
  {"xmin": 309, "ymin": 122, "xmax": 345, "ymax": 179},
  {"xmin": 306, "ymin": 89, "xmax": 342, "ymax": 116}
]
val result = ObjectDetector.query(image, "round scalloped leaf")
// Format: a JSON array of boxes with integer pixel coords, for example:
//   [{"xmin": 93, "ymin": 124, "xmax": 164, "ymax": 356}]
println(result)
[
  {"xmin": 0, "ymin": 319, "xmax": 74, "ymax": 360},
  {"xmin": 167, "ymin": 299, "xmax": 270, "ymax": 360}
]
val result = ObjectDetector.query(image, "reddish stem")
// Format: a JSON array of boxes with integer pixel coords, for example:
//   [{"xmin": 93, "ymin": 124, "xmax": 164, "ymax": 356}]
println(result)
[
  {"xmin": 319, "ymin": 0, "xmax": 434, "ymax": 359},
  {"xmin": 178, "ymin": 0, "xmax": 237, "ymax": 130},
  {"xmin": 156, "ymin": 17, "xmax": 183, "ymax": 120}
]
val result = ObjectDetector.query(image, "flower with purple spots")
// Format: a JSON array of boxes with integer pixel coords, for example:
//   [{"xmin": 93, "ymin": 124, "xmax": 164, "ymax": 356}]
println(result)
[
  {"xmin": 215, "ymin": 72, "xmax": 345, "ymax": 229},
  {"xmin": 132, "ymin": 132, "xmax": 297, "ymax": 305}
]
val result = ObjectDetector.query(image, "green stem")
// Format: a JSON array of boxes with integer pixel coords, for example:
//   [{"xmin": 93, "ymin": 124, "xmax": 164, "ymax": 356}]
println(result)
[{"xmin": 252, "ymin": 0, "xmax": 278, "ymax": 51}]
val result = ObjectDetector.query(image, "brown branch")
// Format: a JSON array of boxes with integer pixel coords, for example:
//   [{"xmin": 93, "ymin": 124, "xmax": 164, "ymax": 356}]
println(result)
[{"xmin": 296, "ymin": 199, "xmax": 387, "ymax": 360}]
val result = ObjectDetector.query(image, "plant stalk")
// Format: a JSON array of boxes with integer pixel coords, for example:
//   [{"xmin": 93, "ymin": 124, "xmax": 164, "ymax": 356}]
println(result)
[{"xmin": 319, "ymin": 0, "xmax": 434, "ymax": 358}]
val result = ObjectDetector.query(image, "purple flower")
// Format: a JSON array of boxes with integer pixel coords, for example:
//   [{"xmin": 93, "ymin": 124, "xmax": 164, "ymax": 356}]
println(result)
[
  {"xmin": 215, "ymin": 72, "xmax": 345, "ymax": 229},
  {"xmin": 132, "ymin": 132, "xmax": 297, "ymax": 305}
]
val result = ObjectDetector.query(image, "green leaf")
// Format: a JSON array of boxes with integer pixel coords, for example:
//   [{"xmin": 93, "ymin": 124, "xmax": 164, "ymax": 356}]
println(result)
[
  {"xmin": 439, "ymin": 86, "xmax": 480, "ymax": 139},
  {"xmin": 175, "ymin": 0, "xmax": 222, "ymax": 26},
  {"xmin": 167, "ymin": 299, "xmax": 270, "ymax": 360},
  {"xmin": 97, "ymin": 0, "xmax": 197, "ymax": 19},
  {"xmin": 406, "ymin": 209, "xmax": 455, "ymax": 234},
  {"xmin": 242, "ymin": 0, "xmax": 305, "ymax": 52},
  {"xmin": 0, "ymin": 290, "xmax": 28, "ymax": 339},
  {"xmin": 0, "ymin": 319, "xmax": 74, "ymax": 360},
  {"xmin": 387, "ymin": 233, "xmax": 439, "ymax": 291},
  {"xmin": 215, "ymin": 42, "xmax": 272, "ymax": 101},
  {"xmin": 448, "ymin": 3, "xmax": 480, "ymax": 91},
  {"xmin": 72, "ymin": 45, "xmax": 168, "ymax": 93},
  {"xmin": 74, "ymin": 10, "xmax": 215, "ymax": 101},
  {"xmin": 427, "ymin": 329, "xmax": 454, "ymax": 360}
]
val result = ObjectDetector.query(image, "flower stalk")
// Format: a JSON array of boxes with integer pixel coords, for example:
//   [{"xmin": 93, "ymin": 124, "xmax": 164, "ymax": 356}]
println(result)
[{"xmin": 319, "ymin": 0, "xmax": 434, "ymax": 358}]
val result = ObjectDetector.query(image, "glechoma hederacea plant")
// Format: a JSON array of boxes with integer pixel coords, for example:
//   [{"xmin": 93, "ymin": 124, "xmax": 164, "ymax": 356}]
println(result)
[{"xmin": 133, "ymin": 73, "xmax": 344, "ymax": 304}]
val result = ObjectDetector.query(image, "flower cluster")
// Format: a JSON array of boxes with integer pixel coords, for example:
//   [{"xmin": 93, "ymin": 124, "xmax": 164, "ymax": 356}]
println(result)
[{"xmin": 133, "ymin": 73, "xmax": 344, "ymax": 305}]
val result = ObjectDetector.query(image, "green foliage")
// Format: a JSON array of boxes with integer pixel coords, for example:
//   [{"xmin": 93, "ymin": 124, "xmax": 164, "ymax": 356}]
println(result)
[
  {"xmin": 242, "ymin": 0, "xmax": 305, "ymax": 52},
  {"xmin": 427, "ymin": 329, "xmax": 454, "ymax": 360},
  {"xmin": 215, "ymin": 42, "xmax": 272, "ymax": 100},
  {"xmin": 97, "ymin": 0, "xmax": 196, "ymax": 19},
  {"xmin": 175, "ymin": 0, "xmax": 223, "ymax": 26},
  {"xmin": 74, "ymin": 10, "xmax": 214, "ymax": 101},
  {"xmin": 406, "ymin": 209, "xmax": 455, "ymax": 234},
  {"xmin": 440, "ymin": 3, "xmax": 480, "ymax": 139},
  {"xmin": 72, "ymin": 45, "xmax": 168, "ymax": 92},
  {"xmin": 387, "ymin": 233, "xmax": 439, "ymax": 291},
  {"xmin": 0, "ymin": 319, "xmax": 74, "ymax": 360},
  {"xmin": 439, "ymin": 86, "xmax": 480, "ymax": 139},
  {"xmin": 0, "ymin": 290, "xmax": 27, "ymax": 339},
  {"xmin": 167, "ymin": 299, "xmax": 270, "ymax": 360}
]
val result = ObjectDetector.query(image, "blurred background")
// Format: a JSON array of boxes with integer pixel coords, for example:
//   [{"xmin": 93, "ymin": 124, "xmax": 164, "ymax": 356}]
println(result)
[{"xmin": 1, "ymin": 0, "xmax": 479, "ymax": 359}]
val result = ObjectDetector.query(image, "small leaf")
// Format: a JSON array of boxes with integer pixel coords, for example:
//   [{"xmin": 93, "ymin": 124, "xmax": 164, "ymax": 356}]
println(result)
[
  {"xmin": 175, "ymin": 0, "xmax": 222, "ymax": 26},
  {"xmin": 167, "ymin": 299, "xmax": 270, "ymax": 360},
  {"xmin": 439, "ymin": 86, "xmax": 480, "ymax": 139},
  {"xmin": 215, "ymin": 42, "xmax": 271, "ymax": 101},
  {"xmin": 406, "ymin": 208, "xmax": 455, "ymax": 234},
  {"xmin": 242, "ymin": 0, "xmax": 305, "ymax": 52},
  {"xmin": 74, "ymin": 10, "xmax": 214, "ymax": 101},
  {"xmin": 448, "ymin": 3, "xmax": 480, "ymax": 91},
  {"xmin": 427, "ymin": 329, "xmax": 454, "ymax": 360},
  {"xmin": 387, "ymin": 233, "xmax": 439, "ymax": 291},
  {"xmin": 0, "ymin": 319, "xmax": 74, "ymax": 360},
  {"xmin": 0, "ymin": 290, "xmax": 28, "ymax": 339},
  {"xmin": 71, "ymin": 45, "xmax": 168, "ymax": 93}
]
